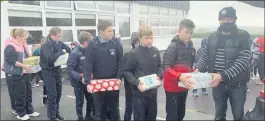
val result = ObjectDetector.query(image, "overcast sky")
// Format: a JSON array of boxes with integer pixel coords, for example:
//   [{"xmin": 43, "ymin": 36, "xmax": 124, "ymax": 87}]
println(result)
[{"xmin": 188, "ymin": 1, "xmax": 264, "ymax": 27}]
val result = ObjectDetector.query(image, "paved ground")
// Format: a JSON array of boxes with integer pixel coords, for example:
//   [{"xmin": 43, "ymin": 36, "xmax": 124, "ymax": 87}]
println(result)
[{"xmin": 1, "ymin": 71, "xmax": 262, "ymax": 120}]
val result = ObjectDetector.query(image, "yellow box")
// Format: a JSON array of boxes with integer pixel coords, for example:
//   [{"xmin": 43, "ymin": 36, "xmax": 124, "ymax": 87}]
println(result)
[{"xmin": 23, "ymin": 56, "xmax": 40, "ymax": 66}]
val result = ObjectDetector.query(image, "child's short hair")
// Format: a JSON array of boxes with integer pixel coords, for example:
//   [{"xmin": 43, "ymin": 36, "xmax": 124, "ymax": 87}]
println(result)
[
  {"xmin": 78, "ymin": 31, "xmax": 93, "ymax": 44},
  {"xmin": 179, "ymin": 19, "xmax": 195, "ymax": 31},
  {"xmin": 138, "ymin": 25, "xmax": 153, "ymax": 38},
  {"xmin": 97, "ymin": 20, "xmax": 112, "ymax": 32}
]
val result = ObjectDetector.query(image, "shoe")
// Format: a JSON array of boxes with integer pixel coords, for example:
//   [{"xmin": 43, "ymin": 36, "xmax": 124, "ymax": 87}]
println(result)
[
  {"xmin": 202, "ymin": 91, "xmax": 208, "ymax": 95},
  {"xmin": 17, "ymin": 114, "xmax": 30, "ymax": 120},
  {"xmin": 50, "ymin": 118, "xmax": 59, "ymax": 121},
  {"xmin": 27, "ymin": 112, "xmax": 40, "ymax": 117},
  {"xmin": 32, "ymin": 84, "xmax": 37, "ymax": 88},
  {"xmin": 35, "ymin": 83, "xmax": 40, "ymax": 87},
  {"xmin": 12, "ymin": 110, "xmax": 17, "ymax": 115},
  {"xmin": 39, "ymin": 80, "xmax": 43, "ymax": 83},
  {"xmin": 56, "ymin": 115, "xmax": 65, "ymax": 120},
  {"xmin": 43, "ymin": 97, "xmax": 47, "ymax": 106},
  {"xmin": 193, "ymin": 92, "xmax": 199, "ymax": 97},
  {"xmin": 256, "ymin": 80, "xmax": 263, "ymax": 85}
]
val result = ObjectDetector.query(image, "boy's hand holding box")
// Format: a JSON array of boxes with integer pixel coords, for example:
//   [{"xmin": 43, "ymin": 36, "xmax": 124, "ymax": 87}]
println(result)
[
  {"xmin": 138, "ymin": 74, "xmax": 162, "ymax": 92},
  {"xmin": 87, "ymin": 79, "xmax": 121, "ymax": 93},
  {"xmin": 179, "ymin": 72, "xmax": 213, "ymax": 89}
]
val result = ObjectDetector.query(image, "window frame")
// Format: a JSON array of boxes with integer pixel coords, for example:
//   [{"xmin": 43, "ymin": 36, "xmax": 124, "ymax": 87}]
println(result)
[
  {"xmin": 8, "ymin": 1, "xmax": 41, "ymax": 8},
  {"xmin": 115, "ymin": 2, "xmax": 130, "ymax": 14},
  {"xmin": 45, "ymin": 10, "xmax": 73, "ymax": 27},
  {"xmin": 44, "ymin": 1, "xmax": 73, "ymax": 10},
  {"xmin": 117, "ymin": 16, "xmax": 131, "ymax": 38},
  {"xmin": 74, "ymin": 13, "xmax": 97, "ymax": 27},
  {"xmin": 96, "ymin": 1, "xmax": 115, "ymax": 13},
  {"xmin": 74, "ymin": 1, "xmax": 98, "ymax": 12}
]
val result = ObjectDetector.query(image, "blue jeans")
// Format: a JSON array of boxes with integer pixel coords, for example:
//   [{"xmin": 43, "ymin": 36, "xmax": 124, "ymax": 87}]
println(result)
[{"xmin": 213, "ymin": 82, "xmax": 247, "ymax": 121}]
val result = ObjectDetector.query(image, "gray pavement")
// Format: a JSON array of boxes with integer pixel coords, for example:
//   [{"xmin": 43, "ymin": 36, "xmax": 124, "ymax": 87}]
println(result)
[{"xmin": 1, "ymin": 73, "xmax": 262, "ymax": 120}]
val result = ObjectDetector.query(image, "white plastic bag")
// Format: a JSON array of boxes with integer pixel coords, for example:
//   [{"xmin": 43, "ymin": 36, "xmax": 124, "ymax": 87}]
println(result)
[
  {"xmin": 138, "ymin": 74, "xmax": 162, "ymax": 92},
  {"xmin": 54, "ymin": 53, "xmax": 69, "ymax": 67},
  {"xmin": 23, "ymin": 65, "xmax": 42, "ymax": 74}
]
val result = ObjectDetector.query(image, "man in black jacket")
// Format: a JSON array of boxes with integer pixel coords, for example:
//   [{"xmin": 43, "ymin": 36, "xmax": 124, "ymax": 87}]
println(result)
[
  {"xmin": 67, "ymin": 31, "xmax": 94, "ymax": 121},
  {"xmin": 40, "ymin": 27, "xmax": 71, "ymax": 120},
  {"xmin": 195, "ymin": 7, "xmax": 252, "ymax": 121},
  {"xmin": 124, "ymin": 25, "xmax": 163, "ymax": 120},
  {"xmin": 83, "ymin": 20, "xmax": 123, "ymax": 121}
]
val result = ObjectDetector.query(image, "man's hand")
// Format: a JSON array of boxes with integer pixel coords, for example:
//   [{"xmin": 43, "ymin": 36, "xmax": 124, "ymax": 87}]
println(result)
[
  {"xmin": 23, "ymin": 65, "xmax": 32, "ymax": 73},
  {"xmin": 138, "ymin": 82, "xmax": 145, "ymax": 92},
  {"xmin": 179, "ymin": 74, "xmax": 194, "ymax": 89},
  {"xmin": 209, "ymin": 73, "xmax": 223, "ymax": 88},
  {"xmin": 87, "ymin": 85, "xmax": 93, "ymax": 93}
]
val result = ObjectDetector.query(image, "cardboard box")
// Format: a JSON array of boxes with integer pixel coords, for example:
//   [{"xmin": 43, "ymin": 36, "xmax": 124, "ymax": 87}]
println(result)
[
  {"xmin": 179, "ymin": 72, "xmax": 213, "ymax": 89},
  {"xmin": 138, "ymin": 74, "xmax": 162, "ymax": 92},
  {"xmin": 87, "ymin": 79, "xmax": 120, "ymax": 93},
  {"xmin": 23, "ymin": 56, "xmax": 40, "ymax": 66},
  {"xmin": 54, "ymin": 53, "xmax": 69, "ymax": 67}
]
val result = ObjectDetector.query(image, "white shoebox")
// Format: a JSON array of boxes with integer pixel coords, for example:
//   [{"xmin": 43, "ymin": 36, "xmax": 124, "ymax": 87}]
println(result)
[{"xmin": 138, "ymin": 74, "xmax": 162, "ymax": 92}]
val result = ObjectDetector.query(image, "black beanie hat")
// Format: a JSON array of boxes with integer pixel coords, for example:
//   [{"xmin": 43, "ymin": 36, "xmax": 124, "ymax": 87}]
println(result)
[{"xmin": 218, "ymin": 7, "xmax": 237, "ymax": 20}]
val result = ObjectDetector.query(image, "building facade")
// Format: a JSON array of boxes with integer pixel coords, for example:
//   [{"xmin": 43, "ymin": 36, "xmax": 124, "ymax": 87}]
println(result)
[{"xmin": 1, "ymin": 1, "xmax": 189, "ymax": 78}]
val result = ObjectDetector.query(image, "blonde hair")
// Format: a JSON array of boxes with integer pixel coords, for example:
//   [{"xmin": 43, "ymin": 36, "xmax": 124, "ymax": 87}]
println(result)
[
  {"xmin": 10, "ymin": 28, "xmax": 29, "ymax": 38},
  {"xmin": 138, "ymin": 25, "xmax": 153, "ymax": 38},
  {"xmin": 48, "ymin": 27, "xmax": 62, "ymax": 37}
]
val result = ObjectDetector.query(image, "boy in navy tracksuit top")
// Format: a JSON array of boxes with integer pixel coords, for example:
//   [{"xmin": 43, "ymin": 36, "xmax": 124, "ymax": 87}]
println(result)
[
  {"xmin": 84, "ymin": 20, "xmax": 123, "ymax": 121},
  {"xmin": 67, "ymin": 31, "xmax": 94, "ymax": 121}
]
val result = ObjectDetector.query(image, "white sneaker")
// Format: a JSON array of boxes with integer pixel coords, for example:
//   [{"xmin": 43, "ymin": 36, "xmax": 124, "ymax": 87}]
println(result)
[
  {"xmin": 12, "ymin": 110, "xmax": 17, "ymax": 115},
  {"xmin": 35, "ymin": 83, "xmax": 40, "ymax": 87},
  {"xmin": 17, "ymin": 114, "xmax": 30, "ymax": 120},
  {"xmin": 27, "ymin": 112, "xmax": 40, "ymax": 117},
  {"xmin": 39, "ymin": 80, "xmax": 43, "ymax": 83}
]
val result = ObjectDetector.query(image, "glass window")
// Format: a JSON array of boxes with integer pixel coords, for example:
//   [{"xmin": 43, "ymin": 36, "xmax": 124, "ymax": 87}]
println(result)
[
  {"xmin": 116, "ymin": 2, "xmax": 130, "ymax": 14},
  {"xmin": 62, "ymin": 30, "xmax": 73, "ymax": 42},
  {"xmin": 170, "ymin": 9, "xmax": 177, "ymax": 16},
  {"xmin": 170, "ymin": 28, "xmax": 177, "ymax": 35},
  {"xmin": 152, "ymin": 28, "xmax": 160, "ymax": 36},
  {"xmin": 9, "ymin": 1, "xmax": 40, "ymax": 6},
  {"xmin": 98, "ymin": 15, "xmax": 115, "ymax": 26},
  {"xmin": 170, "ymin": 20, "xmax": 178, "ymax": 26},
  {"xmin": 160, "ymin": 28, "xmax": 169, "ymax": 35},
  {"xmin": 139, "ymin": 17, "xmax": 148, "ymax": 26},
  {"xmin": 149, "ymin": 7, "xmax": 159, "ymax": 15},
  {"xmin": 182, "ymin": 10, "xmax": 185, "ymax": 16},
  {"xmin": 150, "ymin": 19, "xmax": 159, "ymax": 26},
  {"xmin": 77, "ymin": 30, "xmax": 96, "ymax": 37},
  {"xmin": 161, "ymin": 19, "xmax": 169, "ymax": 26},
  {"xmin": 139, "ymin": 5, "xmax": 148, "ymax": 15},
  {"xmin": 27, "ymin": 31, "xmax": 43, "ymax": 45},
  {"xmin": 160, "ymin": 8, "xmax": 169, "ymax": 16},
  {"xmin": 74, "ymin": 1, "xmax": 96, "ymax": 10},
  {"xmin": 46, "ymin": 1, "xmax": 71, "ymax": 8},
  {"xmin": 118, "ymin": 17, "xmax": 130, "ymax": 37},
  {"xmin": 75, "ymin": 14, "xmax": 96, "ymax": 26},
  {"xmin": 46, "ymin": 12, "xmax": 72, "ymax": 26},
  {"xmin": 8, "ymin": 10, "xmax": 42, "ymax": 26},
  {"xmin": 113, "ymin": 29, "xmax": 115, "ymax": 37},
  {"xmin": 97, "ymin": 1, "xmax": 114, "ymax": 11}
]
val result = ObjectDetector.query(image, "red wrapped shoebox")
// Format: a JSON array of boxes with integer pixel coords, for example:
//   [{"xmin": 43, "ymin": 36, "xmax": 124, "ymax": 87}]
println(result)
[{"xmin": 87, "ymin": 79, "xmax": 120, "ymax": 93}]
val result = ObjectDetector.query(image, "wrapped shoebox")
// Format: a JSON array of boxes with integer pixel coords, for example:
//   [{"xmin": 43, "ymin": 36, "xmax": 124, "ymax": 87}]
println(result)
[
  {"xmin": 23, "ymin": 65, "xmax": 42, "ymax": 73},
  {"xmin": 54, "ymin": 53, "xmax": 69, "ymax": 67},
  {"xmin": 87, "ymin": 79, "xmax": 121, "ymax": 93},
  {"xmin": 23, "ymin": 56, "xmax": 40, "ymax": 66},
  {"xmin": 178, "ymin": 72, "xmax": 213, "ymax": 89},
  {"xmin": 138, "ymin": 74, "xmax": 162, "ymax": 92}
]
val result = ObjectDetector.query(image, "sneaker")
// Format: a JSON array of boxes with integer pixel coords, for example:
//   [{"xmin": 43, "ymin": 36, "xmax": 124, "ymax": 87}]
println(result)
[
  {"xmin": 17, "ymin": 114, "xmax": 30, "ymax": 120},
  {"xmin": 12, "ymin": 110, "xmax": 17, "ymax": 115},
  {"xmin": 27, "ymin": 112, "xmax": 40, "ymax": 117},
  {"xmin": 193, "ymin": 92, "xmax": 199, "ymax": 97},
  {"xmin": 32, "ymin": 84, "xmax": 37, "ymax": 88},
  {"xmin": 35, "ymin": 83, "xmax": 40, "ymax": 87},
  {"xmin": 202, "ymin": 91, "xmax": 208, "ymax": 95},
  {"xmin": 39, "ymin": 80, "xmax": 43, "ymax": 83},
  {"xmin": 50, "ymin": 118, "xmax": 59, "ymax": 121},
  {"xmin": 56, "ymin": 115, "xmax": 65, "ymax": 120}
]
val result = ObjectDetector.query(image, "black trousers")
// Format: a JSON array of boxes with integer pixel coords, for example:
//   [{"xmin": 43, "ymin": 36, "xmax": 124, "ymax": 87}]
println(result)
[
  {"xmin": 213, "ymin": 82, "xmax": 247, "ymax": 121},
  {"xmin": 124, "ymin": 85, "xmax": 133, "ymax": 121},
  {"xmin": 74, "ymin": 85, "xmax": 93, "ymax": 120},
  {"xmin": 165, "ymin": 91, "xmax": 188, "ymax": 121},
  {"xmin": 42, "ymin": 70, "xmax": 62, "ymax": 119},
  {"xmin": 30, "ymin": 71, "xmax": 42, "ymax": 84},
  {"xmin": 5, "ymin": 73, "xmax": 16, "ymax": 111},
  {"xmin": 7, "ymin": 74, "xmax": 35, "ymax": 117},
  {"xmin": 92, "ymin": 90, "xmax": 120, "ymax": 121},
  {"xmin": 132, "ymin": 94, "xmax": 157, "ymax": 120}
]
